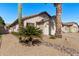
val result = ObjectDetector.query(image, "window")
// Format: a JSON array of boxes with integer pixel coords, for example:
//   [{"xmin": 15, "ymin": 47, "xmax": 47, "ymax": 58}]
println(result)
[{"xmin": 26, "ymin": 23, "xmax": 34, "ymax": 26}]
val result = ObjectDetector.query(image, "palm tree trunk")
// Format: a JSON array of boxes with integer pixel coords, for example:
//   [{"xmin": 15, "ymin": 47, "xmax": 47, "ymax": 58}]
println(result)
[
  {"xmin": 18, "ymin": 3, "xmax": 23, "ymax": 40},
  {"xmin": 18, "ymin": 3, "xmax": 23, "ymax": 29},
  {"xmin": 55, "ymin": 3, "xmax": 62, "ymax": 38}
]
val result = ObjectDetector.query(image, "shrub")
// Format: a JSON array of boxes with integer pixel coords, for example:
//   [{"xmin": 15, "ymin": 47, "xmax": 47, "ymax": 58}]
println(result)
[
  {"xmin": 18, "ymin": 25, "xmax": 43, "ymax": 46},
  {"xmin": 18, "ymin": 25, "xmax": 42, "ymax": 39},
  {"xmin": 0, "ymin": 16, "xmax": 5, "ymax": 26}
]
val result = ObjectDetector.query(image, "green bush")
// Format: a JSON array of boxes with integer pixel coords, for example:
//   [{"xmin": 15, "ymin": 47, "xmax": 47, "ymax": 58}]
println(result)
[
  {"xmin": 18, "ymin": 25, "xmax": 42, "ymax": 38},
  {"xmin": 11, "ymin": 25, "xmax": 42, "ymax": 41},
  {"xmin": 18, "ymin": 25, "xmax": 43, "ymax": 46},
  {"xmin": 0, "ymin": 16, "xmax": 5, "ymax": 25}
]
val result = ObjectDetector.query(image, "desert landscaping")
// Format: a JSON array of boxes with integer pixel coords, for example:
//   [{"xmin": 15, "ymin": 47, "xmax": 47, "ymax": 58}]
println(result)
[
  {"xmin": 0, "ymin": 3, "xmax": 79, "ymax": 56},
  {"xmin": 0, "ymin": 33, "xmax": 79, "ymax": 56}
]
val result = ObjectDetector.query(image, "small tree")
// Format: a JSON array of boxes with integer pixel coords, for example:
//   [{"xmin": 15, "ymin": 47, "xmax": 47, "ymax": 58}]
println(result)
[
  {"xmin": 0, "ymin": 16, "xmax": 5, "ymax": 26},
  {"xmin": 0, "ymin": 16, "xmax": 5, "ymax": 34}
]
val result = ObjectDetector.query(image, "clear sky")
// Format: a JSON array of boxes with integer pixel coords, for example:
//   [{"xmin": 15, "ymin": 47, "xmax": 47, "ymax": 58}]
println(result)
[{"xmin": 0, "ymin": 3, "xmax": 79, "ymax": 24}]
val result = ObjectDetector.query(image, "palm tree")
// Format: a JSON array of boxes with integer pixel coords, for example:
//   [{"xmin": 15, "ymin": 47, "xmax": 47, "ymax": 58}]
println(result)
[
  {"xmin": 18, "ymin": 3, "xmax": 23, "ymax": 39},
  {"xmin": 54, "ymin": 3, "xmax": 62, "ymax": 38},
  {"xmin": 18, "ymin": 3, "xmax": 23, "ymax": 29}
]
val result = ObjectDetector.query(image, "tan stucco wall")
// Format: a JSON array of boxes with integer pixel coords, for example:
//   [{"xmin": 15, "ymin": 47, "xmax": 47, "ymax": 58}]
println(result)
[{"xmin": 9, "ymin": 14, "xmax": 56, "ymax": 35}]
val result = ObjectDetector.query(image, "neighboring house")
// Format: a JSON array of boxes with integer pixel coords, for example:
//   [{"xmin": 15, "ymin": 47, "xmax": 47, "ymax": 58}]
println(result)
[
  {"xmin": 9, "ymin": 12, "xmax": 56, "ymax": 35},
  {"xmin": 62, "ymin": 22, "xmax": 79, "ymax": 33}
]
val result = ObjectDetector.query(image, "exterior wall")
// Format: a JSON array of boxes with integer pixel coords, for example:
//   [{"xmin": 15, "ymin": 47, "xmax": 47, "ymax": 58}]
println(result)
[
  {"xmin": 61, "ymin": 26, "xmax": 69, "ymax": 33},
  {"xmin": 23, "ymin": 14, "xmax": 52, "ymax": 35},
  {"xmin": 51, "ymin": 24, "xmax": 56, "ymax": 35},
  {"xmin": 9, "ymin": 14, "xmax": 56, "ymax": 35},
  {"xmin": 23, "ymin": 16, "xmax": 44, "ymax": 27},
  {"xmin": 13, "ymin": 24, "xmax": 19, "ymax": 32},
  {"xmin": 50, "ymin": 19, "xmax": 56, "ymax": 35},
  {"xmin": 23, "ymin": 14, "xmax": 50, "ymax": 27},
  {"xmin": 36, "ymin": 22, "xmax": 49, "ymax": 35},
  {"xmin": 43, "ymin": 22, "xmax": 49, "ymax": 35},
  {"xmin": 70, "ymin": 24, "xmax": 78, "ymax": 32},
  {"xmin": 9, "ymin": 24, "xmax": 19, "ymax": 32}
]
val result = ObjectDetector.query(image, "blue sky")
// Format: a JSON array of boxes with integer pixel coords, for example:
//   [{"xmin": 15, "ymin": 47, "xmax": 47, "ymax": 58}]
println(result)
[{"xmin": 0, "ymin": 3, "xmax": 79, "ymax": 24}]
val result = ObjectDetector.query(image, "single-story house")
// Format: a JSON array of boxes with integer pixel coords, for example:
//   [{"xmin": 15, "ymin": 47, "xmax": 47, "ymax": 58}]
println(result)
[
  {"xmin": 62, "ymin": 22, "xmax": 79, "ymax": 33},
  {"xmin": 9, "ymin": 12, "xmax": 56, "ymax": 35}
]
